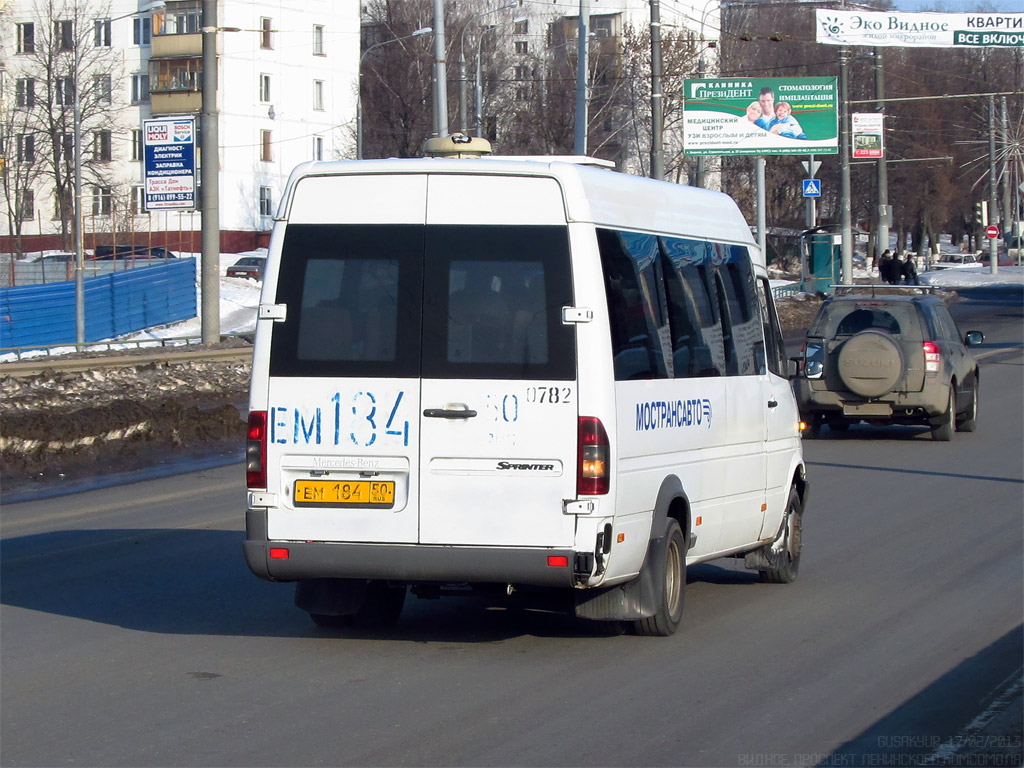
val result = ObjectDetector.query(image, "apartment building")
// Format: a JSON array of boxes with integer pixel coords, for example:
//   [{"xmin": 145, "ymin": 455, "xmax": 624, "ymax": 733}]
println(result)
[
  {"xmin": 2, "ymin": 0, "xmax": 358, "ymax": 253},
  {"xmin": 2, "ymin": 0, "xmax": 716, "ymax": 254}
]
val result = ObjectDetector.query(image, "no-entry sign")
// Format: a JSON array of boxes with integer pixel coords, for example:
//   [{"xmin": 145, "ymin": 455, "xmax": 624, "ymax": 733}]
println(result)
[{"xmin": 986, "ymin": 225, "xmax": 999, "ymax": 239}]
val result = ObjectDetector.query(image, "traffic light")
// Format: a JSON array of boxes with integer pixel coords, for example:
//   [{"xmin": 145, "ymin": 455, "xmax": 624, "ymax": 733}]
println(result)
[{"xmin": 974, "ymin": 201, "xmax": 988, "ymax": 227}]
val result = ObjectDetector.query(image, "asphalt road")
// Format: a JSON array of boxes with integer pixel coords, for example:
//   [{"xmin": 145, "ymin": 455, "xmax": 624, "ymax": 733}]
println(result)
[{"xmin": 2, "ymin": 288, "xmax": 1021, "ymax": 768}]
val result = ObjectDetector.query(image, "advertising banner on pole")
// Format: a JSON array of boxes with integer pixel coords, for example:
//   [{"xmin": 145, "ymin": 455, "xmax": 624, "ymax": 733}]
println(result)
[
  {"xmin": 143, "ymin": 117, "xmax": 196, "ymax": 211},
  {"xmin": 683, "ymin": 77, "xmax": 838, "ymax": 157},
  {"xmin": 815, "ymin": 10, "xmax": 1024, "ymax": 48},
  {"xmin": 852, "ymin": 113, "xmax": 884, "ymax": 159}
]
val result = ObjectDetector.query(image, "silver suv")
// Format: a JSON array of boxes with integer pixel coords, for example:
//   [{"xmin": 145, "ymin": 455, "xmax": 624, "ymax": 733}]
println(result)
[{"xmin": 794, "ymin": 286, "xmax": 984, "ymax": 440}]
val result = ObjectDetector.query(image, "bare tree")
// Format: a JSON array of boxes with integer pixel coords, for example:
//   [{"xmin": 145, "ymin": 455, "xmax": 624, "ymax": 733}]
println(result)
[{"xmin": 6, "ymin": 0, "xmax": 127, "ymax": 250}]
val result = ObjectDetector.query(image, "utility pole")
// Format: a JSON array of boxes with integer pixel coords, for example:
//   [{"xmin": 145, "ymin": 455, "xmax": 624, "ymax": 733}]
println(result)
[
  {"xmin": 433, "ymin": 0, "xmax": 449, "ymax": 138},
  {"xmin": 988, "ymin": 95, "xmax": 998, "ymax": 275},
  {"xmin": 839, "ymin": 46, "xmax": 853, "ymax": 286},
  {"xmin": 200, "ymin": 0, "xmax": 220, "ymax": 344},
  {"xmin": 650, "ymin": 0, "xmax": 663, "ymax": 180},
  {"xmin": 574, "ymin": 0, "xmax": 589, "ymax": 155},
  {"xmin": 1001, "ymin": 96, "xmax": 1011, "ymax": 237},
  {"xmin": 874, "ymin": 48, "xmax": 890, "ymax": 268}
]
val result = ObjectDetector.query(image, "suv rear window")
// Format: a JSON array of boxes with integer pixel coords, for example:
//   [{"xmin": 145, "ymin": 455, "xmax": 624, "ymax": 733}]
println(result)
[
  {"xmin": 811, "ymin": 301, "xmax": 922, "ymax": 339},
  {"xmin": 270, "ymin": 224, "xmax": 575, "ymax": 381}
]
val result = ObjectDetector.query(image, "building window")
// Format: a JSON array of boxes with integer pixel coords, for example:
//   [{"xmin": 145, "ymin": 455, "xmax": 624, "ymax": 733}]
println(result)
[
  {"xmin": 95, "ymin": 19, "xmax": 112, "ymax": 47},
  {"xmin": 155, "ymin": 9, "xmax": 199, "ymax": 35},
  {"xmin": 94, "ymin": 130, "xmax": 112, "ymax": 162},
  {"xmin": 261, "ymin": 17, "xmax": 273, "ymax": 49},
  {"xmin": 134, "ymin": 16, "xmax": 152, "ymax": 45},
  {"xmin": 19, "ymin": 190, "xmax": 35, "ymax": 221},
  {"xmin": 313, "ymin": 135, "xmax": 324, "ymax": 160},
  {"xmin": 92, "ymin": 186, "xmax": 112, "ymax": 216},
  {"xmin": 259, "ymin": 186, "xmax": 273, "ymax": 216},
  {"xmin": 17, "ymin": 134, "xmax": 36, "ymax": 163},
  {"xmin": 59, "ymin": 132, "xmax": 74, "ymax": 164},
  {"xmin": 592, "ymin": 17, "xmax": 614, "ymax": 38},
  {"xmin": 132, "ymin": 74, "xmax": 150, "ymax": 103},
  {"xmin": 259, "ymin": 73, "xmax": 271, "ymax": 103},
  {"xmin": 261, "ymin": 130, "xmax": 273, "ymax": 162},
  {"xmin": 513, "ymin": 19, "xmax": 528, "ymax": 35},
  {"xmin": 56, "ymin": 77, "xmax": 75, "ymax": 106},
  {"xmin": 56, "ymin": 20, "xmax": 75, "ymax": 51},
  {"xmin": 515, "ymin": 40, "xmax": 528, "ymax": 54},
  {"xmin": 131, "ymin": 129, "xmax": 142, "ymax": 161},
  {"xmin": 16, "ymin": 78, "xmax": 36, "ymax": 108},
  {"xmin": 17, "ymin": 23, "xmax": 35, "ymax": 54},
  {"xmin": 313, "ymin": 24, "xmax": 325, "ymax": 55},
  {"xmin": 93, "ymin": 74, "xmax": 112, "ymax": 104},
  {"xmin": 313, "ymin": 80, "xmax": 324, "ymax": 111}
]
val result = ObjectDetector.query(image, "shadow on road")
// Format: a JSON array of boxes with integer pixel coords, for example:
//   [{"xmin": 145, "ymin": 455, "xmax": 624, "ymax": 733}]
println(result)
[{"xmin": 820, "ymin": 625, "xmax": 1023, "ymax": 767}]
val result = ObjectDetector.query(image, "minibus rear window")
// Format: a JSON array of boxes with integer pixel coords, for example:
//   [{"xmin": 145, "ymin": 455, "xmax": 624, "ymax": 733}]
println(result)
[{"xmin": 270, "ymin": 224, "xmax": 575, "ymax": 381}]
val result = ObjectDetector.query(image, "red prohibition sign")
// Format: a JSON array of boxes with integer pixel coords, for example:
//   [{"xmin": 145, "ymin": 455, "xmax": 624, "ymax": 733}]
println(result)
[{"xmin": 985, "ymin": 225, "xmax": 999, "ymax": 239}]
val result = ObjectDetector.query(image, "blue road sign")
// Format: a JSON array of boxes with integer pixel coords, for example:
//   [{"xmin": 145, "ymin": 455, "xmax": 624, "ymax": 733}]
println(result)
[{"xmin": 802, "ymin": 179, "xmax": 821, "ymax": 198}]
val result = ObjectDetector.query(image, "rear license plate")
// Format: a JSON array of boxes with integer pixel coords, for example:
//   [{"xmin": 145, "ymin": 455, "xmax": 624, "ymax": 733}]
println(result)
[
  {"xmin": 294, "ymin": 479, "xmax": 395, "ymax": 508},
  {"xmin": 843, "ymin": 402, "xmax": 892, "ymax": 417}
]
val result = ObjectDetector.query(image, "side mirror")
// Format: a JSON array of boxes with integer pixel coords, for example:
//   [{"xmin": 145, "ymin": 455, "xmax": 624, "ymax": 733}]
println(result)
[{"xmin": 965, "ymin": 330, "xmax": 984, "ymax": 346}]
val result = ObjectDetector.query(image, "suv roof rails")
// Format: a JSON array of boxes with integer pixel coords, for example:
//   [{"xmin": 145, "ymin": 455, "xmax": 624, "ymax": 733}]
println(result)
[{"xmin": 830, "ymin": 284, "xmax": 943, "ymax": 298}]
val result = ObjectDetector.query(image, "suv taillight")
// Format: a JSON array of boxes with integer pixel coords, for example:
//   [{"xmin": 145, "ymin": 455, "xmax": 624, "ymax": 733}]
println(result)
[
  {"xmin": 578, "ymin": 416, "xmax": 610, "ymax": 496},
  {"xmin": 923, "ymin": 341, "xmax": 941, "ymax": 373},
  {"xmin": 246, "ymin": 411, "xmax": 267, "ymax": 488}
]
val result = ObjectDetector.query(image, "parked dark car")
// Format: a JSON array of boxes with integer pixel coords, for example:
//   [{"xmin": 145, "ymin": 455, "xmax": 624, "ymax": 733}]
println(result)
[
  {"xmin": 226, "ymin": 255, "xmax": 266, "ymax": 281},
  {"xmin": 794, "ymin": 285, "xmax": 984, "ymax": 441},
  {"xmin": 94, "ymin": 245, "xmax": 176, "ymax": 260}
]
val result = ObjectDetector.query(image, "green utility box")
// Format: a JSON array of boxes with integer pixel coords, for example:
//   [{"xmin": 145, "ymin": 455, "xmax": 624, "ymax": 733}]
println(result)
[{"xmin": 801, "ymin": 229, "xmax": 841, "ymax": 294}]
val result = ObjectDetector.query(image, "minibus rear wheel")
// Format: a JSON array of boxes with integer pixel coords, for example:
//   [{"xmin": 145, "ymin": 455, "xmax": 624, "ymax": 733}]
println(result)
[{"xmin": 632, "ymin": 519, "xmax": 686, "ymax": 637}]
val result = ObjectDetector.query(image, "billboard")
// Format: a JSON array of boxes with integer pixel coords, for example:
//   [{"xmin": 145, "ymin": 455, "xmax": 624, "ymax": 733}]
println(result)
[
  {"xmin": 683, "ymin": 78, "xmax": 838, "ymax": 157},
  {"xmin": 143, "ymin": 117, "xmax": 196, "ymax": 211},
  {"xmin": 815, "ymin": 10, "xmax": 1024, "ymax": 48},
  {"xmin": 852, "ymin": 113, "xmax": 884, "ymax": 159}
]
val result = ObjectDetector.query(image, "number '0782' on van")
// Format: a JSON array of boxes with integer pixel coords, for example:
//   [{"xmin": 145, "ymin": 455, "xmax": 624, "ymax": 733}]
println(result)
[{"xmin": 243, "ymin": 156, "xmax": 808, "ymax": 636}]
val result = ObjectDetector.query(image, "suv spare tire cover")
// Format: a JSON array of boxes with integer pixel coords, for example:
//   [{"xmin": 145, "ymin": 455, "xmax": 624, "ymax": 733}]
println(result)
[{"xmin": 837, "ymin": 330, "xmax": 904, "ymax": 398}]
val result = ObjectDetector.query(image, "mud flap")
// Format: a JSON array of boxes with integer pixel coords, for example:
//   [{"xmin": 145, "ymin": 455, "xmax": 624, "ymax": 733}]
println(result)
[
  {"xmin": 294, "ymin": 578, "xmax": 367, "ymax": 616},
  {"xmin": 573, "ymin": 532, "xmax": 666, "ymax": 622}
]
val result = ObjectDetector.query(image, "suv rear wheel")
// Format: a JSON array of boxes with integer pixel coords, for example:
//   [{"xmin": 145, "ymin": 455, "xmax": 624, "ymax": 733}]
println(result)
[{"xmin": 930, "ymin": 386, "xmax": 955, "ymax": 442}]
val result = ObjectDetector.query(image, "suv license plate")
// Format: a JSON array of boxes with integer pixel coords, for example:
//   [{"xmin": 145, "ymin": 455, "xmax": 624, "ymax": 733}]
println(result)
[{"xmin": 294, "ymin": 479, "xmax": 395, "ymax": 508}]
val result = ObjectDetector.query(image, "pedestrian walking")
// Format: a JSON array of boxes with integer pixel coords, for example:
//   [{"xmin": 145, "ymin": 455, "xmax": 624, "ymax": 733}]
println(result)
[
  {"xmin": 878, "ymin": 249, "xmax": 893, "ymax": 284},
  {"xmin": 889, "ymin": 251, "xmax": 903, "ymax": 285},
  {"xmin": 902, "ymin": 253, "xmax": 920, "ymax": 285}
]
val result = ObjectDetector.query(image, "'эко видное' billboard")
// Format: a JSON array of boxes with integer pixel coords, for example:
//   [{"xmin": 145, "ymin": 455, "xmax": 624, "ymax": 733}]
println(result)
[{"xmin": 683, "ymin": 77, "xmax": 838, "ymax": 157}]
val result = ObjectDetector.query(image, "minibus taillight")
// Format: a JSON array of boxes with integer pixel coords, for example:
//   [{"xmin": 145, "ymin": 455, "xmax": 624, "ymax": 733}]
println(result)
[
  {"xmin": 923, "ymin": 341, "xmax": 941, "ymax": 373},
  {"xmin": 246, "ymin": 411, "xmax": 267, "ymax": 489},
  {"xmin": 578, "ymin": 416, "xmax": 610, "ymax": 496}
]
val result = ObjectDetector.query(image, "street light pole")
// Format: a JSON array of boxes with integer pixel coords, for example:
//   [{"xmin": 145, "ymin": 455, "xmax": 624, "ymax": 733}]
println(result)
[
  {"xmin": 200, "ymin": 0, "xmax": 220, "ymax": 344},
  {"xmin": 650, "ymin": 0, "xmax": 663, "ymax": 180},
  {"xmin": 74, "ymin": 0, "xmax": 165, "ymax": 349},
  {"xmin": 433, "ymin": 0, "xmax": 449, "ymax": 138},
  {"xmin": 357, "ymin": 27, "xmax": 432, "ymax": 159},
  {"xmin": 574, "ymin": 0, "xmax": 590, "ymax": 155}
]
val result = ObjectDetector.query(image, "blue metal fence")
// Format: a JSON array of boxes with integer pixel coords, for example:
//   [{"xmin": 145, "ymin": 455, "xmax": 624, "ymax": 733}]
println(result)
[{"xmin": 0, "ymin": 258, "xmax": 197, "ymax": 350}]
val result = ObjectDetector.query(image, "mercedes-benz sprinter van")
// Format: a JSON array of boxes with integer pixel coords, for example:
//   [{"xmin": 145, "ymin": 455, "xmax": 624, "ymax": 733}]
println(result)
[{"xmin": 244, "ymin": 157, "xmax": 807, "ymax": 635}]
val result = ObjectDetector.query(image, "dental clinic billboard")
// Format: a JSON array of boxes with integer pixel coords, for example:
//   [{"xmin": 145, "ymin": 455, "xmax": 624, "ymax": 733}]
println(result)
[
  {"xmin": 683, "ymin": 77, "xmax": 838, "ymax": 157},
  {"xmin": 815, "ymin": 10, "xmax": 1024, "ymax": 48}
]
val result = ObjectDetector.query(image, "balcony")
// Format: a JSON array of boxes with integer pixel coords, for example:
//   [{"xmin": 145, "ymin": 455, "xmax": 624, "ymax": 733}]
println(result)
[{"xmin": 151, "ymin": 31, "xmax": 203, "ymax": 58}]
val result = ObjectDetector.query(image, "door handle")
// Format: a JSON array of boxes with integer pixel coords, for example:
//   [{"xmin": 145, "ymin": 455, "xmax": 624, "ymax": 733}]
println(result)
[
  {"xmin": 423, "ymin": 406, "xmax": 478, "ymax": 419},
  {"xmin": 767, "ymin": 398, "xmax": 779, "ymax": 409}
]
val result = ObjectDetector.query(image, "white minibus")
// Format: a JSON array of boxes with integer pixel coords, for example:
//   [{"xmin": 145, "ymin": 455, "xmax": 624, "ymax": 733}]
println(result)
[{"xmin": 244, "ymin": 156, "xmax": 808, "ymax": 635}]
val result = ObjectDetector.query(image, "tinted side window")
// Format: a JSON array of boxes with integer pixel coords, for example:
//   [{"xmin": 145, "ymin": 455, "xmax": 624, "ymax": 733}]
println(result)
[
  {"xmin": 719, "ymin": 245, "xmax": 761, "ymax": 375},
  {"xmin": 598, "ymin": 229, "xmax": 670, "ymax": 381},
  {"xmin": 421, "ymin": 226, "xmax": 575, "ymax": 380},
  {"xmin": 270, "ymin": 224, "xmax": 424, "ymax": 378},
  {"xmin": 661, "ymin": 236, "xmax": 726, "ymax": 377},
  {"xmin": 756, "ymin": 277, "xmax": 786, "ymax": 377}
]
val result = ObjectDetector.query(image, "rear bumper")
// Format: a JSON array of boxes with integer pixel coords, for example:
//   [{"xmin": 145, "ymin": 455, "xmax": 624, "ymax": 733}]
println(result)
[
  {"xmin": 244, "ymin": 509, "xmax": 575, "ymax": 587},
  {"xmin": 795, "ymin": 379, "xmax": 950, "ymax": 420}
]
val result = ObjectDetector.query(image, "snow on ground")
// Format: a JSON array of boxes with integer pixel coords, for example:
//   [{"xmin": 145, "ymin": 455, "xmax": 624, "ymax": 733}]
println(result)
[{"xmin": 2, "ymin": 247, "xmax": 1020, "ymax": 363}]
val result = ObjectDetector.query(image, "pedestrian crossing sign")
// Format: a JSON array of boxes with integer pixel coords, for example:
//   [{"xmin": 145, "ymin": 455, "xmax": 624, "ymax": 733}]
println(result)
[{"xmin": 802, "ymin": 179, "xmax": 821, "ymax": 197}]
